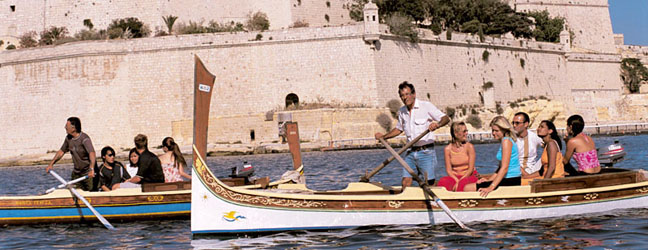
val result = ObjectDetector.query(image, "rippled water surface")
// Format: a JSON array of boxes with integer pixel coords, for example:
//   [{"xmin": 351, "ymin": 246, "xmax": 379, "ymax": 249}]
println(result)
[{"xmin": 1, "ymin": 134, "xmax": 647, "ymax": 249}]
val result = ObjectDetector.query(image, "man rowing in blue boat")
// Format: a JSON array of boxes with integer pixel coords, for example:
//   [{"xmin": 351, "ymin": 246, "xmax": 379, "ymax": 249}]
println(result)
[{"xmin": 45, "ymin": 117, "xmax": 97, "ymax": 191}]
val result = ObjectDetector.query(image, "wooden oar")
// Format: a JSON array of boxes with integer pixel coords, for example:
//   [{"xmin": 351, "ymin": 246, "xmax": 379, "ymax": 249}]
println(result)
[
  {"xmin": 378, "ymin": 138, "xmax": 474, "ymax": 231},
  {"xmin": 49, "ymin": 170, "xmax": 115, "ymax": 230},
  {"xmin": 360, "ymin": 129, "xmax": 431, "ymax": 182},
  {"xmin": 45, "ymin": 176, "xmax": 88, "ymax": 194}
]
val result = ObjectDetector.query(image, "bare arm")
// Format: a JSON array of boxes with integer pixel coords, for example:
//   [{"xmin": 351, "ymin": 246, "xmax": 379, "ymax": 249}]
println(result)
[
  {"xmin": 179, "ymin": 163, "xmax": 191, "ymax": 180},
  {"xmin": 544, "ymin": 142, "xmax": 559, "ymax": 179},
  {"xmin": 479, "ymin": 139, "xmax": 512, "ymax": 197},
  {"xmin": 444, "ymin": 146, "xmax": 458, "ymax": 181},
  {"xmin": 462, "ymin": 143, "xmax": 476, "ymax": 181},
  {"xmin": 88, "ymin": 151, "xmax": 96, "ymax": 178},
  {"xmin": 45, "ymin": 150, "xmax": 65, "ymax": 172},
  {"xmin": 375, "ymin": 128, "xmax": 403, "ymax": 140},
  {"xmin": 563, "ymin": 140, "xmax": 576, "ymax": 165}
]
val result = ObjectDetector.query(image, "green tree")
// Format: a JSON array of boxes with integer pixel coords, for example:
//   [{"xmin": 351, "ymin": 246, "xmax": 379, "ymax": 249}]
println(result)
[
  {"xmin": 162, "ymin": 15, "xmax": 178, "ymax": 35},
  {"xmin": 19, "ymin": 31, "xmax": 38, "ymax": 48},
  {"xmin": 528, "ymin": 10, "xmax": 564, "ymax": 42},
  {"xmin": 246, "ymin": 12, "xmax": 270, "ymax": 31},
  {"xmin": 385, "ymin": 12, "xmax": 419, "ymax": 42},
  {"xmin": 108, "ymin": 17, "xmax": 150, "ymax": 38},
  {"xmin": 620, "ymin": 58, "xmax": 648, "ymax": 93},
  {"xmin": 39, "ymin": 26, "xmax": 69, "ymax": 45}
]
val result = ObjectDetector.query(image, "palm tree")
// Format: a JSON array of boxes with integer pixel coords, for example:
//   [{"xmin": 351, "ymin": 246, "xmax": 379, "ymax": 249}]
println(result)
[{"xmin": 162, "ymin": 15, "xmax": 178, "ymax": 35}]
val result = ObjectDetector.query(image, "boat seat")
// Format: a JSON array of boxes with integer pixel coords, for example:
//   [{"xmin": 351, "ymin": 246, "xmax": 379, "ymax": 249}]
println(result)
[
  {"xmin": 530, "ymin": 170, "xmax": 641, "ymax": 193},
  {"xmin": 142, "ymin": 181, "xmax": 191, "ymax": 192},
  {"xmin": 313, "ymin": 182, "xmax": 401, "ymax": 195}
]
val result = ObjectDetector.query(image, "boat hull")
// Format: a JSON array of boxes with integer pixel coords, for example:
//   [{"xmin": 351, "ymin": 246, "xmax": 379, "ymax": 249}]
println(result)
[
  {"xmin": 191, "ymin": 150, "xmax": 648, "ymax": 234},
  {"xmin": 0, "ymin": 187, "xmax": 190, "ymax": 225}
]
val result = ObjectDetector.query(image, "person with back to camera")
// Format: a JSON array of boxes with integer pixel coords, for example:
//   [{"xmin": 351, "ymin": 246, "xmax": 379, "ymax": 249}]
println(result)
[
  {"xmin": 437, "ymin": 121, "xmax": 479, "ymax": 192},
  {"xmin": 536, "ymin": 120, "xmax": 565, "ymax": 179},
  {"xmin": 374, "ymin": 81, "xmax": 450, "ymax": 190},
  {"xmin": 464, "ymin": 116, "xmax": 522, "ymax": 197},
  {"xmin": 97, "ymin": 146, "xmax": 130, "ymax": 191},
  {"xmin": 563, "ymin": 115, "xmax": 601, "ymax": 175},
  {"xmin": 126, "ymin": 134, "xmax": 165, "ymax": 184},
  {"xmin": 159, "ymin": 137, "xmax": 191, "ymax": 182},
  {"xmin": 511, "ymin": 112, "xmax": 544, "ymax": 185}
]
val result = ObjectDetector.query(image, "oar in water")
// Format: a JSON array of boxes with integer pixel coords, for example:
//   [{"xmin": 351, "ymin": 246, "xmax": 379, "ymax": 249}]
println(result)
[
  {"xmin": 378, "ymin": 138, "xmax": 474, "ymax": 231},
  {"xmin": 45, "ymin": 176, "xmax": 88, "ymax": 194},
  {"xmin": 360, "ymin": 129, "xmax": 431, "ymax": 182},
  {"xmin": 49, "ymin": 170, "xmax": 115, "ymax": 230}
]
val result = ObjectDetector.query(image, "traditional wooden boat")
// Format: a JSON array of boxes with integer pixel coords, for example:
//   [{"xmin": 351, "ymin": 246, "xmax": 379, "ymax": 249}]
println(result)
[
  {"xmin": 0, "ymin": 182, "xmax": 190, "ymax": 225},
  {"xmin": 189, "ymin": 56, "xmax": 648, "ymax": 235}
]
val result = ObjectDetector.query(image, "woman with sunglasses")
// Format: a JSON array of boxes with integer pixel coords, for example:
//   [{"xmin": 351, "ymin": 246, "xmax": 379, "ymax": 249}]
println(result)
[{"xmin": 98, "ymin": 146, "xmax": 131, "ymax": 191}]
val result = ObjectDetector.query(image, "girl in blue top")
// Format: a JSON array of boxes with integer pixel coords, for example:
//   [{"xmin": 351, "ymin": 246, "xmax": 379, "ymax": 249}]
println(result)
[{"xmin": 465, "ymin": 116, "xmax": 522, "ymax": 197}]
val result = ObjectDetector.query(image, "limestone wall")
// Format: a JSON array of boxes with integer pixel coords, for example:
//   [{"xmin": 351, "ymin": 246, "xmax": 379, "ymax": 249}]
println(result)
[
  {"xmin": 513, "ymin": 0, "xmax": 616, "ymax": 53},
  {"xmin": 0, "ymin": 0, "xmax": 355, "ymax": 38},
  {"xmin": 373, "ymin": 30, "xmax": 571, "ymax": 110}
]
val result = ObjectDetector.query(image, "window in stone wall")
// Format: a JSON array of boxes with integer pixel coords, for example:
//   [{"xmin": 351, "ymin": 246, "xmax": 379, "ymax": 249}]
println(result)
[
  {"xmin": 10, "ymin": 5, "xmax": 15, "ymax": 12},
  {"xmin": 250, "ymin": 130, "xmax": 255, "ymax": 141},
  {"xmin": 285, "ymin": 93, "xmax": 299, "ymax": 109}
]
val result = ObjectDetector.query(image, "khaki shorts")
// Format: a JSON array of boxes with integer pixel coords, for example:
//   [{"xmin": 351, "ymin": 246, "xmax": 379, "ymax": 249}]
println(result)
[{"xmin": 71, "ymin": 172, "xmax": 93, "ymax": 191}]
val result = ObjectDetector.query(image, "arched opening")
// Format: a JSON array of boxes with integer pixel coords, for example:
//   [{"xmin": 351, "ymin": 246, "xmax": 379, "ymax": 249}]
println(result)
[{"xmin": 285, "ymin": 93, "xmax": 299, "ymax": 109}]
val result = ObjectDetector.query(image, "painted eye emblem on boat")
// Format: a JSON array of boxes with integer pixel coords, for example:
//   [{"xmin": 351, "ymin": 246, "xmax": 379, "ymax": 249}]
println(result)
[
  {"xmin": 223, "ymin": 211, "xmax": 246, "ymax": 222},
  {"xmin": 198, "ymin": 84, "xmax": 211, "ymax": 93}
]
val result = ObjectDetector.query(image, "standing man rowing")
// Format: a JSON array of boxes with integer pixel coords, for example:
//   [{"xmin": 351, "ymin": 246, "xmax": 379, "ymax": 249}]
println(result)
[
  {"xmin": 375, "ymin": 81, "xmax": 450, "ymax": 189},
  {"xmin": 46, "ymin": 117, "xmax": 97, "ymax": 191}
]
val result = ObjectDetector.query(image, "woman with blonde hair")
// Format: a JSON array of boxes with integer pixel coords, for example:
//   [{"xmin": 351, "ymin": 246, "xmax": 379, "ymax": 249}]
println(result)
[
  {"xmin": 465, "ymin": 116, "xmax": 521, "ymax": 197},
  {"xmin": 159, "ymin": 137, "xmax": 191, "ymax": 182},
  {"xmin": 437, "ymin": 121, "xmax": 479, "ymax": 191}
]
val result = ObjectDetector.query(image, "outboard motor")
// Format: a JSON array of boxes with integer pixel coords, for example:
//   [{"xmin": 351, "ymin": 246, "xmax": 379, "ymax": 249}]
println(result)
[
  {"xmin": 598, "ymin": 140, "xmax": 626, "ymax": 167},
  {"xmin": 230, "ymin": 161, "xmax": 255, "ymax": 178}
]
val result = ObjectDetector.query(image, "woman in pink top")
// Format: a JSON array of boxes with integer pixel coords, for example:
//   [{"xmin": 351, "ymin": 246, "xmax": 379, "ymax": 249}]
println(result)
[
  {"xmin": 563, "ymin": 115, "xmax": 601, "ymax": 174},
  {"xmin": 438, "ymin": 122, "xmax": 478, "ymax": 191}
]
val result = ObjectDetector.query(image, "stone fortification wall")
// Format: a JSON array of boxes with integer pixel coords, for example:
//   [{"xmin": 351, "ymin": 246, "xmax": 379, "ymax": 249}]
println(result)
[
  {"xmin": 290, "ymin": 0, "xmax": 355, "ymax": 27},
  {"xmin": 0, "ymin": 0, "xmax": 356, "ymax": 38},
  {"xmin": 618, "ymin": 45, "xmax": 648, "ymax": 64},
  {"xmin": 0, "ymin": 25, "xmax": 377, "ymax": 159},
  {"xmin": 373, "ymin": 29, "xmax": 571, "ymax": 110},
  {"xmin": 513, "ymin": 0, "xmax": 616, "ymax": 53}
]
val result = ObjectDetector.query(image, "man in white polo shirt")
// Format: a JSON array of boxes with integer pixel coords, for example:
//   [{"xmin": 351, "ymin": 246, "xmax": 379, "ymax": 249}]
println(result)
[
  {"xmin": 512, "ymin": 112, "xmax": 544, "ymax": 185},
  {"xmin": 375, "ymin": 81, "xmax": 449, "ymax": 189}
]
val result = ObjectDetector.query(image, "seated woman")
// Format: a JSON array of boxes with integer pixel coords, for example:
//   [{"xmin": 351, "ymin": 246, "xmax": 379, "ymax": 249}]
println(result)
[
  {"xmin": 537, "ymin": 120, "xmax": 565, "ymax": 179},
  {"xmin": 125, "ymin": 148, "xmax": 140, "ymax": 179},
  {"xmin": 465, "ymin": 116, "xmax": 521, "ymax": 197},
  {"xmin": 438, "ymin": 122, "xmax": 478, "ymax": 191},
  {"xmin": 159, "ymin": 137, "xmax": 191, "ymax": 182},
  {"xmin": 563, "ymin": 115, "xmax": 601, "ymax": 174},
  {"xmin": 98, "ymin": 146, "xmax": 131, "ymax": 191}
]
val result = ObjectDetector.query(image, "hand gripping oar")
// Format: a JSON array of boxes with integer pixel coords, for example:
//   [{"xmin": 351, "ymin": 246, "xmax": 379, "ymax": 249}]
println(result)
[
  {"xmin": 378, "ymin": 138, "xmax": 474, "ymax": 231},
  {"xmin": 45, "ymin": 176, "xmax": 88, "ymax": 194},
  {"xmin": 49, "ymin": 170, "xmax": 115, "ymax": 230},
  {"xmin": 360, "ymin": 129, "xmax": 431, "ymax": 182}
]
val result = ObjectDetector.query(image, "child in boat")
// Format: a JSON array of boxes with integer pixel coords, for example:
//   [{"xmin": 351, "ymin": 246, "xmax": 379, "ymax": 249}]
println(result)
[
  {"xmin": 464, "ymin": 116, "xmax": 522, "ymax": 197},
  {"xmin": 159, "ymin": 137, "xmax": 191, "ymax": 182},
  {"xmin": 537, "ymin": 120, "xmax": 565, "ymax": 179},
  {"xmin": 438, "ymin": 122, "xmax": 479, "ymax": 191},
  {"xmin": 98, "ymin": 146, "xmax": 131, "ymax": 191},
  {"xmin": 563, "ymin": 115, "xmax": 601, "ymax": 174},
  {"xmin": 126, "ymin": 148, "xmax": 140, "ymax": 178}
]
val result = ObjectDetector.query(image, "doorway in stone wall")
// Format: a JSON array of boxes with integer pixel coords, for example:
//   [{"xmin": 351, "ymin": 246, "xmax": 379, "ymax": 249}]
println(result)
[{"xmin": 285, "ymin": 93, "xmax": 299, "ymax": 109}]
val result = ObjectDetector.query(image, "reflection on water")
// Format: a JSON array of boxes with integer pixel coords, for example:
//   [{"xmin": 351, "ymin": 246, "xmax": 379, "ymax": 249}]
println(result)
[{"xmin": 0, "ymin": 134, "xmax": 646, "ymax": 249}]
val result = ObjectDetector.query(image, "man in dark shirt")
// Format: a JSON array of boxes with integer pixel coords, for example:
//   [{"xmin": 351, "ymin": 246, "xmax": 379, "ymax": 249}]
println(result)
[
  {"xmin": 46, "ymin": 117, "xmax": 97, "ymax": 191},
  {"xmin": 127, "ymin": 134, "xmax": 165, "ymax": 184}
]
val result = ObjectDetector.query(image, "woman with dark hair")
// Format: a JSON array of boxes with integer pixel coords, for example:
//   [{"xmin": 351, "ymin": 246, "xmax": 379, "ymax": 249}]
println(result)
[
  {"xmin": 563, "ymin": 115, "xmax": 600, "ymax": 174},
  {"xmin": 125, "ymin": 148, "xmax": 140, "ymax": 178},
  {"xmin": 98, "ymin": 146, "xmax": 130, "ymax": 191},
  {"xmin": 537, "ymin": 120, "xmax": 565, "ymax": 179},
  {"xmin": 437, "ymin": 122, "xmax": 478, "ymax": 191},
  {"xmin": 159, "ymin": 137, "xmax": 191, "ymax": 182},
  {"xmin": 465, "ymin": 116, "xmax": 521, "ymax": 197}
]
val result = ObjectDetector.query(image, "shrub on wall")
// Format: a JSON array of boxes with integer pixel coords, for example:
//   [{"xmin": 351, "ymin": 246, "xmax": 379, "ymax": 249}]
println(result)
[
  {"xmin": 482, "ymin": 50, "xmax": 490, "ymax": 62},
  {"xmin": 290, "ymin": 20, "xmax": 309, "ymax": 28},
  {"xmin": 19, "ymin": 31, "xmax": 38, "ymax": 48},
  {"xmin": 39, "ymin": 26, "xmax": 70, "ymax": 45},
  {"xmin": 376, "ymin": 113, "xmax": 393, "ymax": 132},
  {"xmin": 528, "ymin": 10, "xmax": 564, "ymax": 43},
  {"xmin": 386, "ymin": 99, "xmax": 402, "ymax": 118},
  {"xmin": 6, "ymin": 44, "xmax": 16, "ymax": 50},
  {"xmin": 445, "ymin": 107, "xmax": 456, "ymax": 118},
  {"xmin": 246, "ymin": 12, "xmax": 270, "ymax": 31},
  {"xmin": 108, "ymin": 17, "xmax": 150, "ymax": 38},
  {"xmin": 620, "ymin": 58, "xmax": 648, "ymax": 93},
  {"xmin": 75, "ymin": 28, "xmax": 107, "ymax": 40},
  {"xmin": 466, "ymin": 114, "xmax": 482, "ymax": 129},
  {"xmin": 386, "ymin": 12, "xmax": 419, "ymax": 42},
  {"xmin": 162, "ymin": 15, "xmax": 178, "ymax": 35}
]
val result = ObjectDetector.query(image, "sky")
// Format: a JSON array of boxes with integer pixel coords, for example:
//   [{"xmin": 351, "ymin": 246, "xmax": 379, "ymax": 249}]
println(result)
[{"xmin": 608, "ymin": 0, "xmax": 648, "ymax": 45}]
